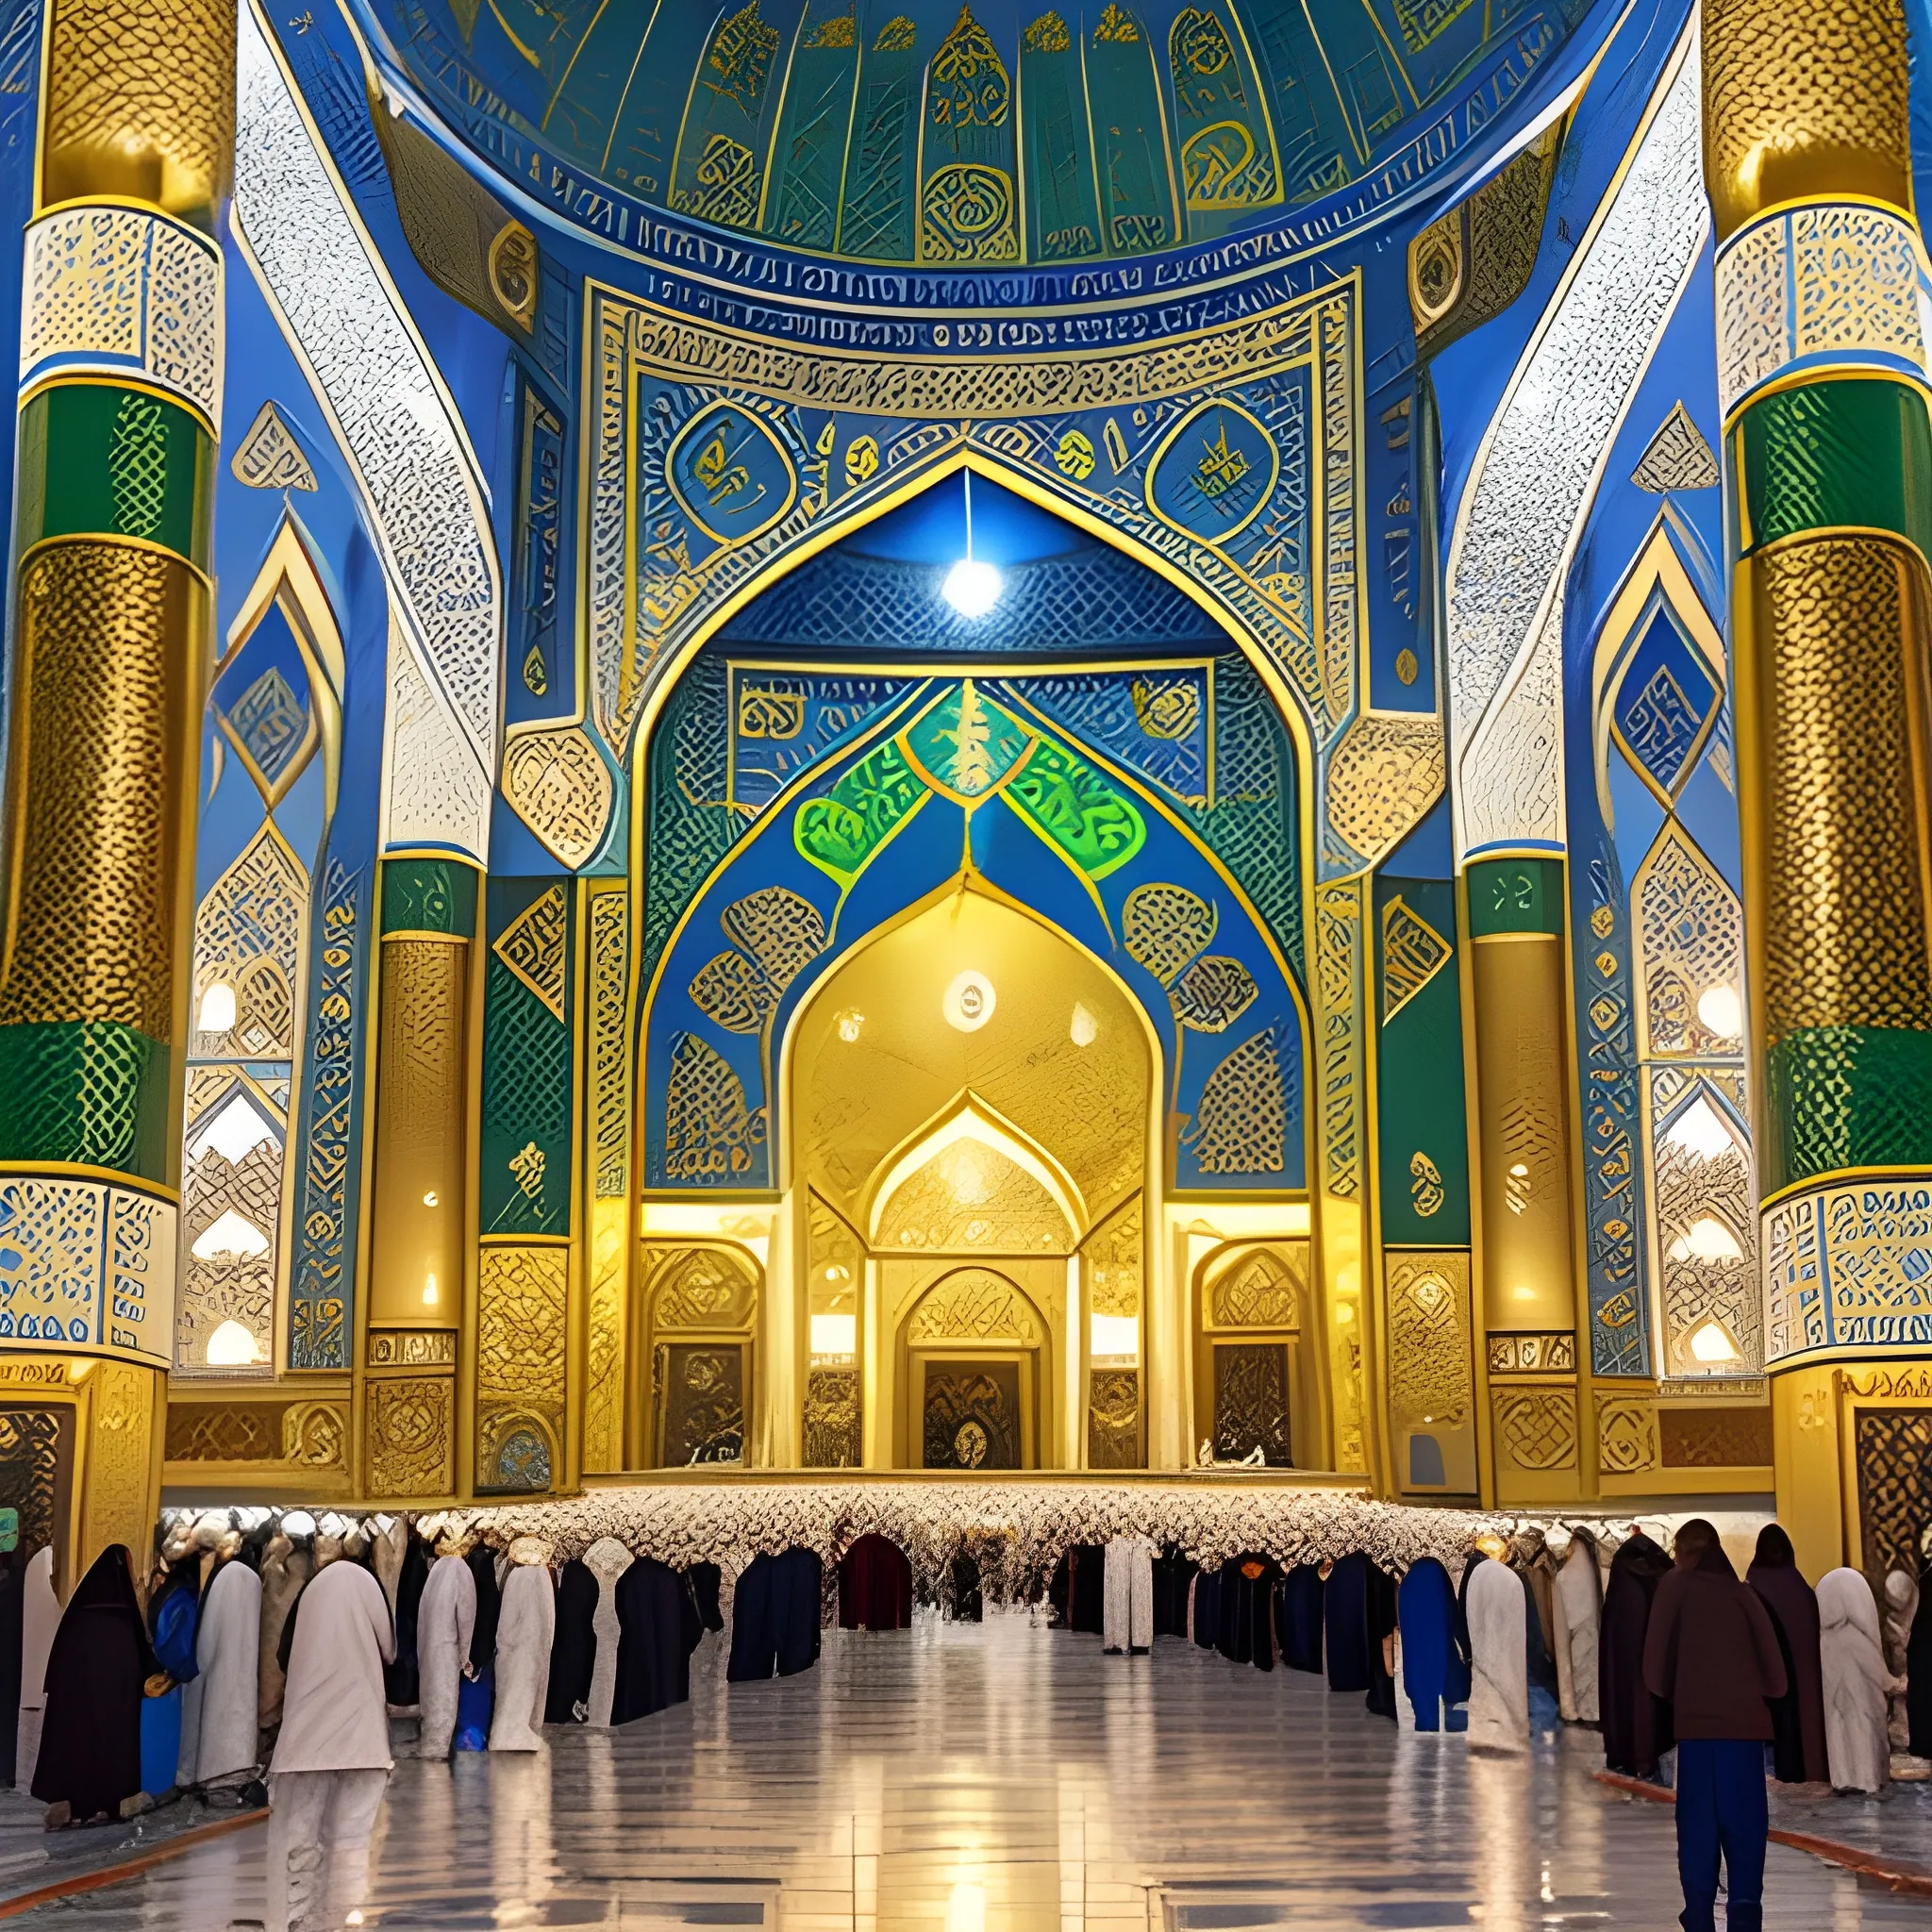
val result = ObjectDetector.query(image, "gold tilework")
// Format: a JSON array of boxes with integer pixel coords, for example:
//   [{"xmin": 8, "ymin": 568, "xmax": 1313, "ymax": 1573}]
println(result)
[
  {"xmin": 364, "ymin": 1374, "xmax": 454, "ymax": 1498},
  {"xmin": 1743, "ymin": 533, "xmax": 1932, "ymax": 1040},
  {"xmin": 0, "ymin": 541, "xmax": 202, "ymax": 1036},
  {"xmin": 1702, "ymin": 0, "xmax": 1910, "ymax": 241},
  {"xmin": 42, "ymin": 0, "xmax": 237, "ymax": 223}
]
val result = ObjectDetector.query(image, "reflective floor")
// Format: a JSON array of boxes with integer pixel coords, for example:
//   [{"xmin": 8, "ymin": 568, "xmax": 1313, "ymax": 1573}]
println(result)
[{"xmin": 17, "ymin": 1610, "xmax": 1932, "ymax": 1929}]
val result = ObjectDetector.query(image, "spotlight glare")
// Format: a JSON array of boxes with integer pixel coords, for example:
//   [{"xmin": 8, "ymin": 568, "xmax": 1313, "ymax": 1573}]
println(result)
[{"xmin": 942, "ymin": 558, "xmax": 1002, "ymax": 617}]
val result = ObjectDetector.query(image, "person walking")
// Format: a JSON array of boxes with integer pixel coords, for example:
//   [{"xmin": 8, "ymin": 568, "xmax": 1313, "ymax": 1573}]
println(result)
[{"xmin": 1643, "ymin": 1519, "xmax": 1787, "ymax": 1932}]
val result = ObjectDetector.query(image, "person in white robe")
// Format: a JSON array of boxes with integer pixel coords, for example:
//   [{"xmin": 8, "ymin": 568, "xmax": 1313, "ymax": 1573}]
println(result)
[
  {"xmin": 178, "ymin": 1542, "xmax": 262, "ymax": 1797},
  {"xmin": 1883, "ymin": 1570, "xmax": 1920, "ymax": 1759},
  {"xmin": 583, "ymin": 1539, "xmax": 632, "ymax": 1728},
  {"xmin": 267, "ymin": 1557, "xmax": 394, "ymax": 1932},
  {"xmin": 490, "ymin": 1539, "xmax": 555, "ymax": 1752},
  {"xmin": 415, "ymin": 1543, "xmax": 476, "ymax": 1757},
  {"xmin": 1556, "ymin": 1529, "xmax": 1603, "ymax": 1724},
  {"xmin": 1465, "ymin": 1556, "xmax": 1528, "ymax": 1752},
  {"xmin": 1819, "ymin": 1567, "xmax": 1899, "ymax": 1793},
  {"xmin": 15, "ymin": 1546, "xmax": 57, "ymax": 1792},
  {"xmin": 1102, "ymin": 1536, "xmax": 1156, "ymax": 1654}
]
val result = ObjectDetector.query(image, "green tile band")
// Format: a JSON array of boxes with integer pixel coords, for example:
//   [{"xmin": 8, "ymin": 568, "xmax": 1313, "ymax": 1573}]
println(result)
[
  {"xmin": 0, "ymin": 1020, "xmax": 169, "ymax": 1180},
  {"xmin": 1465, "ymin": 857, "xmax": 1564, "ymax": 938},
  {"xmin": 1764, "ymin": 1024, "xmax": 1932, "ymax": 1191},
  {"xmin": 16, "ymin": 383, "xmax": 213, "ymax": 570},
  {"xmin": 381, "ymin": 857, "xmax": 479, "ymax": 939},
  {"xmin": 1736, "ymin": 377, "xmax": 1932, "ymax": 559}
]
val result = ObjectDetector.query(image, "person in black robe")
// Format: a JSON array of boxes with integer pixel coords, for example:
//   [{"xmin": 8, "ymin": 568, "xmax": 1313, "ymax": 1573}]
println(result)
[
  {"xmin": 1276, "ymin": 1564, "xmax": 1324, "ymax": 1673},
  {"xmin": 729, "ymin": 1552, "xmax": 779, "ymax": 1681},
  {"xmin": 0, "ymin": 1538, "xmax": 22, "ymax": 1788},
  {"xmin": 544, "ymin": 1557, "xmax": 599, "ymax": 1724},
  {"xmin": 385, "ymin": 1531, "xmax": 430, "ymax": 1707},
  {"xmin": 686, "ymin": 1562, "xmax": 724, "ymax": 1634},
  {"xmin": 1907, "ymin": 1527, "xmax": 1932, "ymax": 1762},
  {"xmin": 774, "ymin": 1547, "xmax": 823, "ymax": 1675},
  {"xmin": 951, "ymin": 1551, "xmax": 983, "ymax": 1623},
  {"xmin": 1365, "ymin": 1561, "xmax": 1399, "ymax": 1720},
  {"xmin": 1069, "ymin": 1545, "xmax": 1105, "ymax": 1635},
  {"xmin": 1151, "ymin": 1548, "xmax": 1195, "ymax": 1637},
  {"xmin": 34, "ymin": 1545, "xmax": 156, "ymax": 1825},
  {"xmin": 839, "ymin": 1535, "xmax": 912, "ymax": 1631},
  {"xmin": 1216, "ymin": 1555, "xmax": 1278, "ymax": 1668},
  {"xmin": 1746, "ymin": 1525, "xmax": 1828, "ymax": 1783},
  {"xmin": 1324, "ymin": 1554, "xmax": 1373, "ymax": 1692},
  {"xmin": 610, "ymin": 1556, "xmax": 705, "ymax": 1723},
  {"xmin": 1191, "ymin": 1566, "xmax": 1221, "ymax": 1648},
  {"xmin": 1600, "ymin": 1529, "xmax": 1674, "ymax": 1776}
]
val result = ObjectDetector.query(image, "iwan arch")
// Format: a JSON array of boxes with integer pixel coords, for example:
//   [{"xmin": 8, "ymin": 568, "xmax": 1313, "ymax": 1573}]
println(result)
[{"xmin": 0, "ymin": 0, "xmax": 1926, "ymax": 1598}]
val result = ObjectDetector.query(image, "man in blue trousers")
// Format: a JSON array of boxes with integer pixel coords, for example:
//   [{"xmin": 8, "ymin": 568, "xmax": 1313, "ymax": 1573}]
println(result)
[{"xmin": 1642, "ymin": 1518, "xmax": 1788, "ymax": 1932}]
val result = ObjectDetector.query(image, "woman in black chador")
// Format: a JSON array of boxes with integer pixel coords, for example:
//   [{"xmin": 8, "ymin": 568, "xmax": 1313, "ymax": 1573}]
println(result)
[
  {"xmin": 1599, "ymin": 1529, "xmax": 1674, "ymax": 1777},
  {"xmin": 33, "ymin": 1545, "xmax": 157, "ymax": 1825}
]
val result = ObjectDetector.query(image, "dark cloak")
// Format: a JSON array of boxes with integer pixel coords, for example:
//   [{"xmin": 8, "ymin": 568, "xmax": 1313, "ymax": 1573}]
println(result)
[
  {"xmin": 687, "ymin": 1562, "xmax": 724, "ymax": 1632},
  {"xmin": 1907, "ymin": 1531, "xmax": 1932, "ymax": 1760},
  {"xmin": 1069, "ymin": 1545, "xmax": 1105, "ymax": 1635},
  {"xmin": 33, "ymin": 1545, "xmax": 156, "ymax": 1821},
  {"xmin": 466, "ymin": 1543, "xmax": 501, "ymax": 1671},
  {"xmin": 839, "ymin": 1535, "xmax": 912, "ymax": 1631},
  {"xmin": 728, "ymin": 1547, "xmax": 823, "ymax": 1681},
  {"xmin": 1397, "ymin": 1557, "xmax": 1466, "ymax": 1732},
  {"xmin": 1151, "ymin": 1547, "xmax": 1195, "ymax": 1637},
  {"xmin": 774, "ymin": 1547, "xmax": 823, "ymax": 1674},
  {"xmin": 0, "ymin": 1549, "xmax": 21, "ymax": 1786},
  {"xmin": 1276, "ymin": 1564, "xmax": 1324, "ymax": 1674},
  {"xmin": 1748, "ymin": 1525, "xmax": 1829, "ymax": 1782},
  {"xmin": 1364, "ymin": 1560, "xmax": 1399, "ymax": 1720},
  {"xmin": 1216, "ymin": 1555, "xmax": 1278, "ymax": 1669},
  {"xmin": 1191, "ymin": 1567, "xmax": 1222, "ymax": 1648},
  {"xmin": 543, "ymin": 1558, "xmax": 599, "ymax": 1724},
  {"xmin": 951, "ymin": 1551, "xmax": 983, "ymax": 1623},
  {"xmin": 1600, "ymin": 1532, "xmax": 1674, "ymax": 1776},
  {"xmin": 1324, "ymin": 1554, "xmax": 1373, "ymax": 1693},
  {"xmin": 611, "ymin": 1556, "xmax": 705, "ymax": 1723},
  {"xmin": 385, "ymin": 1533, "xmax": 430, "ymax": 1707},
  {"xmin": 1514, "ymin": 1564, "xmax": 1559, "ymax": 1695}
]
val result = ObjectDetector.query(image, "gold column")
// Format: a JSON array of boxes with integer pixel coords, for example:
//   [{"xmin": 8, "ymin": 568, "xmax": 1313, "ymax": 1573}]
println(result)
[
  {"xmin": 1465, "ymin": 857, "xmax": 1585, "ymax": 1505},
  {"xmin": 358, "ymin": 856, "xmax": 475, "ymax": 1500},
  {"xmin": 1706, "ymin": 0, "xmax": 1932, "ymax": 1577},
  {"xmin": 0, "ymin": 0, "xmax": 233, "ymax": 1585}
]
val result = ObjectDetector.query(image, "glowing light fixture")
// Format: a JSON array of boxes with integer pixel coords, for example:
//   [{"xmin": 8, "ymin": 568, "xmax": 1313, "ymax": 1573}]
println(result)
[
  {"xmin": 192, "ymin": 1208, "xmax": 270, "ymax": 1259},
  {"xmin": 197, "ymin": 981, "xmax": 237, "ymax": 1033},
  {"xmin": 423, "ymin": 1190, "xmax": 440, "ymax": 1207},
  {"xmin": 946, "ymin": 1880, "xmax": 987, "ymax": 1932},
  {"xmin": 836, "ymin": 1008, "xmax": 864, "ymax": 1043},
  {"xmin": 1090, "ymin": 1312, "xmax": 1139, "ymax": 1359},
  {"xmin": 941, "ymin": 474, "xmax": 1002, "ymax": 617},
  {"xmin": 205, "ymin": 1318, "xmax": 258, "ymax": 1367},
  {"xmin": 1665, "ymin": 1095, "xmax": 1735, "ymax": 1162},
  {"xmin": 423, "ymin": 1272, "xmax": 439, "ymax": 1307},
  {"xmin": 188, "ymin": 1090, "xmax": 275, "ymax": 1166},
  {"xmin": 810, "ymin": 1311, "xmax": 857, "ymax": 1357},
  {"xmin": 1689, "ymin": 1319, "xmax": 1741, "ymax": 1363},
  {"xmin": 942, "ymin": 969, "xmax": 996, "ymax": 1031},
  {"xmin": 1697, "ymin": 982, "xmax": 1743, "ymax": 1040},
  {"xmin": 1670, "ymin": 1215, "xmax": 1743, "ymax": 1263},
  {"xmin": 1070, "ymin": 1001, "xmax": 1097, "ymax": 1046}
]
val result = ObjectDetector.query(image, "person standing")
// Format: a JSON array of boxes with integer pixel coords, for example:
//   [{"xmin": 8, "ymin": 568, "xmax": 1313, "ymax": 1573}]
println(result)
[
  {"xmin": 1643, "ymin": 1519, "xmax": 1787, "ymax": 1932},
  {"xmin": 267, "ymin": 1554, "xmax": 395, "ymax": 1931}
]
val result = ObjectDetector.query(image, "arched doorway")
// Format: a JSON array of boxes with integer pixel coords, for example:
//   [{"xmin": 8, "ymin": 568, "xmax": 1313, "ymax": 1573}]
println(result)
[
  {"xmin": 1191, "ymin": 1241, "xmax": 1313, "ymax": 1467},
  {"xmin": 788, "ymin": 887, "xmax": 1148, "ymax": 1470},
  {"xmin": 639, "ymin": 1242, "xmax": 759, "ymax": 1467}
]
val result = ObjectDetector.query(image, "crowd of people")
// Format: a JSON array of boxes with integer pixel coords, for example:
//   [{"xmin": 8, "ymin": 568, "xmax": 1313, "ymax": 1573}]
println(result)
[{"xmin": 11, "ymin": 1509, "xmax": 1926, "ymax": 1931}]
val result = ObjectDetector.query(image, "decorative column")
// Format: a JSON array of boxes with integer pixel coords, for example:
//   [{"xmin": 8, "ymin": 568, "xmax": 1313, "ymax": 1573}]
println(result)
[
  {"xmin": 1706, "ymin": 0, "xmax": 1932, "ymax": 1574},
  {"xmin": 1465, "ymin": 857, "xmax": 1586, "ymax": 1505},
  {"xmin": 359, "ymin": 857, "xmax": 475, "ymax": 1501},
  {"xmin": 0, "ymin": 0, "xmax": 231, "ymax": 1584}
]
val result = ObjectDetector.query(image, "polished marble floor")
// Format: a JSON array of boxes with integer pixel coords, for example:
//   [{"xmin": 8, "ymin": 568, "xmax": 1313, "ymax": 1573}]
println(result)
[{"xmin": 16, "ymin": 1609, "xmax": 1932, "ymax": 1929}]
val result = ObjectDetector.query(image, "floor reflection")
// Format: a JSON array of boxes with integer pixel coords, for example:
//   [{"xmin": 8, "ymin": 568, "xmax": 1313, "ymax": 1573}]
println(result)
[{"xmin": 9, "ymin": 1607, "xmax": 1929, "ymax": 1929}]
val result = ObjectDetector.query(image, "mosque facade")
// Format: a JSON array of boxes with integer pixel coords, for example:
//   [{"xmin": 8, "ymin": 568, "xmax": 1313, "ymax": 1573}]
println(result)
[{"xmin": 0, "ymin": 0, "xmax": 1923, "ymax": 1591}]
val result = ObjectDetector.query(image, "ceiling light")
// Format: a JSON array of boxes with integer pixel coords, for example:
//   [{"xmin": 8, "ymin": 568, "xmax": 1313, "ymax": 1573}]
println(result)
[
  {"xmin": 1669, "ymin": 1215, "xmax": 1743, "ymax": 1263},
  {"xmin": 1070, "ymin": 1002, "xmax": 1097, "ymax": 1046},
  {"xmin": 941, "ymin": 473, "xmax": 1001, "ymax": 616},
  {"xmin": 192, "ymin": 1208, "xmax": 270, "ymax": 1259},
  {"xmin": 1666, "ymin": 1095, "xmax": 1735, "ymax": 1161},
  {"xmin": 942, "ymin": 969, "xmax": 996, "ymax": 1031},
  {"xmin": 1689, "ymin": 1319, "xmax": 1740, "ymax": 1362},
  {"xmin": 1697, "ymin": 983, "xmax": 1743, "ymax": 1040},
  {"xmin": 188, "ymin": 1091, "xmax": 275, "ymax": 1166},
  {"xmin": 205, "ymin": 1319, "xmax": 258, "ymax": 1367}
]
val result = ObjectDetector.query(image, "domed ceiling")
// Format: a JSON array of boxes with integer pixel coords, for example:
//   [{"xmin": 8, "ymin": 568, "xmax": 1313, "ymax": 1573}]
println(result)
[{"xmin": 362, "ymin": 0, "xmax": 1591, "ymax": 269}]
